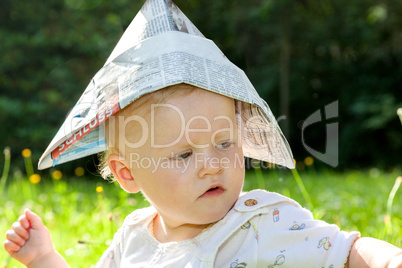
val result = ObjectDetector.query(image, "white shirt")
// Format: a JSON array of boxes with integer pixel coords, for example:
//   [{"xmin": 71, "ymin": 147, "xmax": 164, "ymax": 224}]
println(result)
[{"xmin": 97, "ymin": 190, "xmax": 359, "ymax": 267}]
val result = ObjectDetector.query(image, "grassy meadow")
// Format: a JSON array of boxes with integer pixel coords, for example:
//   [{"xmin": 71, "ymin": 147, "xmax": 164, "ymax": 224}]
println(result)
[{"xmin": 0, "ymin": 153, "xmax": 401, "ymax": 267}]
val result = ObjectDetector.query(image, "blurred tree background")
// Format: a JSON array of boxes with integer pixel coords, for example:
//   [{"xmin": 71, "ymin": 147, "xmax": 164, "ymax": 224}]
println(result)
[{"xmin": 0, "ymin": 0, "xmax": 401, "ymax": 175}]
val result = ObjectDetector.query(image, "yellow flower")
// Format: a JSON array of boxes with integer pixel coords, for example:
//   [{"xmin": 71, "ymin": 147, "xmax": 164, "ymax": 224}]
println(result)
[
  {"xmin": 51, "ymin": 170, "xmax": 63, "ymax": 180},
  {"xmin": 304, "ymin": 156, "xmax": 314, "ymax": 166},
  {"xmin": 74, "ymin": 167, "xmax": 85, "ymax": 177},
  {"xmin": 96, "ymin": 186, "xmax": 103, "ymax": 193},
  {"xmin": 29, "ymin": 174, "xmax": 41, "ymax": 184},
  {"xmin": 264, "ymin": 162, "xmax": 275, "ymax": 168},
  {"xmin": 22, "ymin": 148, "xmax": 32, "ymax": 158},
  {"xmin": 293, "ymin": 159, "xmax": 297, "ymax": 165}
]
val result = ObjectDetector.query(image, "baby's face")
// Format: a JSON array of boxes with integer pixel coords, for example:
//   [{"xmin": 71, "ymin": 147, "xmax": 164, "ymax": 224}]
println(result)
[{"xmin": 122, "ymin": 88, "xmax": 244, "ymax": 226}]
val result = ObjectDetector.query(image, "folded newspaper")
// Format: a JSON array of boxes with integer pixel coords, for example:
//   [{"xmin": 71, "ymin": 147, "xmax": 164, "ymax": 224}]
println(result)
[{"xmin": 38, "ymin": 0, "xmax": 295, "ymax": 170}]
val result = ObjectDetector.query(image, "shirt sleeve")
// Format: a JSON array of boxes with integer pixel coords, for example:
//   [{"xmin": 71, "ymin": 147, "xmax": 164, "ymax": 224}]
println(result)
[
  {"xmin": 257, "ymin": 202, "xmax": 360, "ymax": 268},
  {"xmin": 95, "ymin": 225, "xmax": 124, "ymax": 268}
]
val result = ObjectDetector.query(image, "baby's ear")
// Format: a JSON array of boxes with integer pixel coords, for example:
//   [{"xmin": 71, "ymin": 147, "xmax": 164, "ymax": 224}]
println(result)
[{"xmin": 108, "ymin": 154, "xmax": 140, "ymax": 193}]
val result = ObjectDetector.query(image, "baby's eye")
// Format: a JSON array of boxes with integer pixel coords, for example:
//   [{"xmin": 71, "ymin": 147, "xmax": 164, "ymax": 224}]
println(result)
[
  {"xmin": 172, "ymin": 151, "xmax": 192, "ymax": 160},
  {"xmin": 217, "ymin": 141, "xmax": 232, "ymax": 149}
]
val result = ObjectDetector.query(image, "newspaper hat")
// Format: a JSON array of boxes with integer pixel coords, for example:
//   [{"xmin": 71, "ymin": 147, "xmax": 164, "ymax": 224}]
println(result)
[{"xmin": 38, "ymin": 0, "xmax": 295, "ymax": 170}]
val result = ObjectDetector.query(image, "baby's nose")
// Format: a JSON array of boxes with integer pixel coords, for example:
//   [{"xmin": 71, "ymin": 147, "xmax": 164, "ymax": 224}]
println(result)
[{"xmin": 196, "ymin": 151, "xmax": 224, "ymax": 178}]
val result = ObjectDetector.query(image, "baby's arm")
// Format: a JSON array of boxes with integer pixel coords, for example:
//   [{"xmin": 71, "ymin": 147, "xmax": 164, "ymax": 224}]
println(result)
[
  {"xmin": 3, "ymin": 209, "xmax": 69, "ymax": 268},
  {"xmin": 347, "ymin": 237, "xmax": 402, "ymax": 268}
]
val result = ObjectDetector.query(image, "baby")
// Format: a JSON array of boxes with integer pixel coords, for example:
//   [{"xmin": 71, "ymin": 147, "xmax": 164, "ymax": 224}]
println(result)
[
  {"xmin": 4, "ymin": 84, "xmax": 402, "ymax": 267},
  {"xmin": 4, "ymin": 0, "xmax": 402, "ymax": 266}
]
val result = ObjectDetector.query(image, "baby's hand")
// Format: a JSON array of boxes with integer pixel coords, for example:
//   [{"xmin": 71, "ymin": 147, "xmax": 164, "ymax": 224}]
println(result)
[{"xmin": 4, "ymin": 209, "xmax": 55, "ymax": 267}]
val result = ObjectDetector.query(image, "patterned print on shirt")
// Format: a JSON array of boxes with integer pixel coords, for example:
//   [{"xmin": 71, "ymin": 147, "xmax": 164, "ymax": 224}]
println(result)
[
  {"xmin": 289, "ymin": 223, "xmax": 305, "ymax": 230},
  {"xmin": 273, "ymin": 208, "xmax": 279, "ymax": 222},
  {"xmin": 268, "ymin": 254, "xmax": 285, "ymax": 268},
  {"xmin": 318, "ymin": 237, "xmax": 332, "ymax": 250},
  {"xmin": 230, "ymin": 259, "xmax": 247, "ymax": 267}
]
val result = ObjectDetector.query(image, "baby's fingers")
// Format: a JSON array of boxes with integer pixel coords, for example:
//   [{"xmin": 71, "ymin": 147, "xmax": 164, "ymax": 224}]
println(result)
[
  {"xmin": 12, "ymin": 221, "xmax": 30, "ymax": 240},
  {"xmin": 5, "ymin": 221, "xmax": 29, "ymax": 247},
  {"xmin": 18, "ymin": 213, "xmax": 30, "ymax": 230},
  {"xmin": 5, "ymin": 227, "xmax": 26, "ymax": 248},
  {"xmin": 3, "ymin": 239, "xmax": 22, "ymax": 254}
]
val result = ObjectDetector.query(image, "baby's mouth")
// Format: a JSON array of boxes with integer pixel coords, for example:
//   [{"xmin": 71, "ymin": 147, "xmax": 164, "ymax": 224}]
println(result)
[{"xmin": 200, "ymin": 186, "xmax": 224, "ymax": 198}]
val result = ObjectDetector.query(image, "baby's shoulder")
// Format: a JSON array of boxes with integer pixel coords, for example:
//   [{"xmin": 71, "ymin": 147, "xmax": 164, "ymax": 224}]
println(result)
[
  {"xmin": 234, "ymin": 190, "xmax": 313, "ymax": 220},
  {"xmin": 236, "ymin": 189, "xmax": 302, "ymax": 209},
  {"xmin": 122, "ymin": 206, "xmax": 157, "ymax": 227}
]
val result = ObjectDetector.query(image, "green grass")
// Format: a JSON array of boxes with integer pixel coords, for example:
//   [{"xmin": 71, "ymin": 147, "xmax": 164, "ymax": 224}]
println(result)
[{"xmin": 1, "ymin": 167, "xmax": 401, "ymax": 267}]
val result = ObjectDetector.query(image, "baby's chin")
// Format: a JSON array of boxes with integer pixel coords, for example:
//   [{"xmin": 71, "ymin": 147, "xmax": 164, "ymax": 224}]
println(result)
[{"xmin": 196, "ymin": 205, "xmax": 236, "ymax": 226}]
